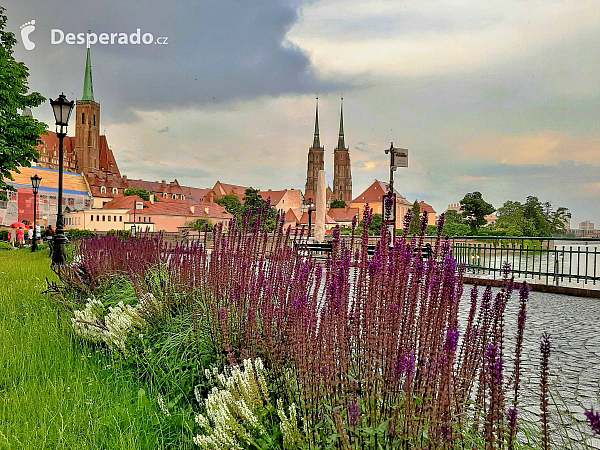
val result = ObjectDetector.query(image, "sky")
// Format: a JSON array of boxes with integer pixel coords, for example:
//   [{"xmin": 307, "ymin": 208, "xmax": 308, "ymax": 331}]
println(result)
[{"xmin": 5, "ymin": 0, "xmax": 600, "ymax": 226}]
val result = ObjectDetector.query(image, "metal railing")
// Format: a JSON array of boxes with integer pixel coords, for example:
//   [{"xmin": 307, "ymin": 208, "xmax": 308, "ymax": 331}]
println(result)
[{"xmin": 446, "ymin": 236, "xmax": 600, "ymax": 286}]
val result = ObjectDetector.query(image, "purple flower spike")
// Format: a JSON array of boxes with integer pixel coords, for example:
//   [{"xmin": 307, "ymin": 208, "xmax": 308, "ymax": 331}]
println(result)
[
  {"xmin": 348, "ymin": 400, "xmax": 360, "ymax": 426},
  {"xmin": 507, "ymin": 407, "xmax": 518, "ymax": 430},
  {"xmin": 444, "ymin": 326, "xmax": 459, "ymax": 353},
  {"xmin": 584, "ymin": 408, "xmax": 600, "ymax": 435},
  {"xmin": 540, "ymin": 332, "xmax": 551, "ymax": 358}
]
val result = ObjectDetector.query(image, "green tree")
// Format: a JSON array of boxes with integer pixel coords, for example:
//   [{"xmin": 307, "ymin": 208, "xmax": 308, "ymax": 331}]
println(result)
[
  {"xmin": 459, "ymin": 192, "xmax": 495, "ymax": 232},
  {"xmin": 215, "ymin": 194, "xmax": 243, "ymax": 217},
  {"xmin": 443, "ymin": 209, "xmax": 464, "ymax": 224},
  {"xmin": 409, "ymin": 200, "xmax": 421, "ymax": 235},
  {"xmin": 123, "ymin": 188, "xmax": 152, "ymax": 201},
  {"xmin": 186, "ymin": 218, "xmax": 213, "ymax": 231},
  {"xmin": 330, "ymin": 199, "xmax": 347, "ymax": 208},
  {"xmin": 0, "ymin": 7, "xmax": 47, "ymax": 201},
  {"xmin": 494, "ymin": 198, "xmax": 570, "ymax": 236}
]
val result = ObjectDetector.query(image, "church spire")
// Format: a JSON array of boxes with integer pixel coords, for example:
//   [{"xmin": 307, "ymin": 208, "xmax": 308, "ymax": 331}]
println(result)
[
  {"xmin": 312, "ymin": 97, "xmax": 320, "ymax": 148},
  {"xmin": 82, "ymin": 45, "xmax": 94, "ymax": 101},
  {"xmin": 337, "ymin": 97, "xmax": 346, "ymax": 149}
]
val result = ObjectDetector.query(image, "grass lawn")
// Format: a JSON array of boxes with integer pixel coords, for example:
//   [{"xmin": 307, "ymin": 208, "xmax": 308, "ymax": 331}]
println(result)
[{"xmin": 0, "ymin": 248, "xmax": 167, "ymax": 449}]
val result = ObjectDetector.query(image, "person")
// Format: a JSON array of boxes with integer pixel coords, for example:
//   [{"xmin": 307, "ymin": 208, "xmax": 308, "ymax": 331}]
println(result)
[
  {"xmin": 27, "ymin": 226, "xmax": 33, "ymax": 243},
  {"xmin": 46, "ymin": 225, "xmax": 54, "ymax": 257},
  {"xmin": 16, "ymin": 227, "xmax": 24, "ymax": 247},
  {"xmin": 9, "ymin": 227, "xmax": 16, "ymax": 247}
]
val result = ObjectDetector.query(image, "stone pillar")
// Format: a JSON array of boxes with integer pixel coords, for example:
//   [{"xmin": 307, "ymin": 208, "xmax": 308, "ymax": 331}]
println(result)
[{"xmin": 315, "ymin": 169, "xmax": 326, "ymax": 242}]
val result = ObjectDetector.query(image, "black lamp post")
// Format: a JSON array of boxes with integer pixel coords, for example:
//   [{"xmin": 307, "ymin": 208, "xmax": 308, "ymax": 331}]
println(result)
[
  {"xmin": 49, "ymin": 93, "xmax": 74, "ymax": 265},
  {"xmin": 306, "ymin": 197, "xmax": 316, "ymax": 237},
  {"xmin": 30, "ymin": 173, "xmax": 41, "ymax": 252}
]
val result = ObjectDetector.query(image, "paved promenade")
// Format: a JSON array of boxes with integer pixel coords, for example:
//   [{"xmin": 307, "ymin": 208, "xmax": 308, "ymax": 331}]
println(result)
[{"xmin": 458, "ymin": 285, "xmax": 600, "ymax": 448}]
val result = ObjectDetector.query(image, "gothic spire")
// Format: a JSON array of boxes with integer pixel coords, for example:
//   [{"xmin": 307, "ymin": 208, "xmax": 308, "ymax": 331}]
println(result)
[
  {"xmin": 82, "ymin": 44, "xmax": 94, "ymax": 101},
  {"xmin": 312, "ymin": 96, "xmax": 320, "ymax": 148},
  {"xmin": 337, "ymin": 97, "xmax": 346, "ymax": 149}
]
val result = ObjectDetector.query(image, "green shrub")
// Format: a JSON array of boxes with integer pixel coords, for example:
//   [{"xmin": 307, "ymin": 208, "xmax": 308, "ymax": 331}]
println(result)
[
  {"xmin": 66, "ymin": 228, "xmax": 94, "ymax": 240},
  {"xmin": 0, "ymin": 241, "xmax": 13, "ymax": 250},
  {"xmin": 0, "ymin": 229, "xmax": 8, "ymax": 241}
]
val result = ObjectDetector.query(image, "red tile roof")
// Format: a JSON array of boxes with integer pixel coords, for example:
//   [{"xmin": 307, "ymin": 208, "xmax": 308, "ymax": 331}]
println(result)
[
  {"xmin": 283, "ymin": 208, "xmax": 299, "ymax": 222},
  {"xmin": 190, "ymin": 202, "xmax": 233, "ymax": 219},
  {"xmin": 101, "ymin": 195, "xmax": 232, "ymax": 219},
  {"xmin": 297, "ymin": 212, "xmax": 337, "ymax": 224},
  {"xmin": 418, "ymin": 201, "xmax": 436, "ymax": 214},
  {"xmin": 352, "ymin": 179, "xmax": 410, "ymax": 205},
  {"xmin": 327, "ymin": 207, "xmax": 359, "ymax": 222},
  {"xmin": 258, "ymin": 189, "xmax": 287, "ymax": 205}
]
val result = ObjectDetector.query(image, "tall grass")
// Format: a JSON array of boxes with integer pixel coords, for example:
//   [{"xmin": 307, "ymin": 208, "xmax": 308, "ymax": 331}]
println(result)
[{"xmin": 0, "ymin": 249, "xmax": 172, "ymax": 449}]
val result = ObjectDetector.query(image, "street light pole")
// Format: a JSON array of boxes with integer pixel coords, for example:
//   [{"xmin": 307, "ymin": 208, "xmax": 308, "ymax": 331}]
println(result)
[
  {"xmin": 307, "ymin": 197, "xmax": 316, "ymax": 237},
  {"xmin": 49, "ymin": 93, "xmax": 74, "ymax": 265},
  {"xmin": 30, "ymin": 174, "xmax": 41, "ymax": 252}
]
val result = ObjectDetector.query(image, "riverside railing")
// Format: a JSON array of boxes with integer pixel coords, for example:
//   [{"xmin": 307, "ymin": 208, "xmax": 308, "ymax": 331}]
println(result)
[{"xmin": 440, "ymin": 236, "xmax": 600, "ymax": 286}]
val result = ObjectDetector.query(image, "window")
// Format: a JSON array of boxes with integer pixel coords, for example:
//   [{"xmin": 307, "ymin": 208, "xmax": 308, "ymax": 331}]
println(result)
[
  {"xmin": 85, "ymin": 200, "xmax": 90, "ymax": 207},
  {"xmin": 181, "ymin": 195, "xmax": 185, "ymax": 201},
  {"xmin": 119, "ymin": 216, "xmax": 122, "ymax": 222},
  {"xmin": 102, "ymin": 215, "xmax": 105, "ymax": 221},
  {"xmin": 91, "ymin": 215, "xmax": 94, "ymax": 221},
  {"xmin": 172, "ymin": 194, "xmax": 176, "ymax": 199},
  {"xmin": 82, "ymin": 112, "xmax": 85, "ymax": 124},
  {"xmin": 96, "ymin": 215, "xmax": 99, "ymax": 221},
  {"xmin": 68, "ymin": 198, "xmax": 74, "ymax": 206},
  {"xmin": 114, "ymin": 216, "xmax": 117, "ymax": 222},
  {"xmin": 163, "ymin": 193, "xmax": 167, "ymax": 198},
  {"xmin": 148, "ymin": 217, "xmax": 151, "ymax": 222},
  {"xmin": 108, "ymin": 215, "xmax": 111, "ymax": 222},
  {"xmin": 143, "ymin": 217, "xmax": 146, "ymax": 222},
  {"xmin": 112, "ymin": 188, "xmax": 118, "ymax": 194},
  {"xmin": 100, "ymin": 186, "xmax": 106, "ymax": 194},
  {"xmin": 93, "ymin": 114, "xmax": 96, "ymax": 126},
  {"xmin": 61, "ymin": 198, "xmax": 65, "ymax": 205}
]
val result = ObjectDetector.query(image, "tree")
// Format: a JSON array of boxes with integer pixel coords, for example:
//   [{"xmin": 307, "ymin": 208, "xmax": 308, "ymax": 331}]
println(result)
[
  {"xmin": 186, "ymin": 218, "xmax": 213, "ymax": 231},
  {"xmin": 494, "ymin": 198, "xmax": 570, "ymax": 236},
  {"xmin": 330, "ymin": 199, "xmax": 347, "ymax": 208},
  {"xmin": 443, "ymin": 209, "xmax": 464, "ymax": 224},
  {"xmin": 123, "ymin": 188, "xmax": 152, "ymax": 201},
  {"xmin": 408, "ymin": 200, "xmax": 421, "ymax": 235},
  {"xmin": 0, "ymin": 7, "xmax": 47, "ymax": 201},
  {"xmin": 459, "ymin": 192, "xmax": 495, "ymax": 232},
  {"xmin": 215, "ymin": 193, "xmax": 242, "ymax": 217}
]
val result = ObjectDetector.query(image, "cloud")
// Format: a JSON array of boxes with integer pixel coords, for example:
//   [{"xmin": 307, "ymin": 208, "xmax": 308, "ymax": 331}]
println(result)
[
  {"xmin": 7, "ymin": 0, "xmax": 345, "ymax": 123},
  {"xmin": 459, "ymin": 132, "xmax": 600, "ymax": 165}
]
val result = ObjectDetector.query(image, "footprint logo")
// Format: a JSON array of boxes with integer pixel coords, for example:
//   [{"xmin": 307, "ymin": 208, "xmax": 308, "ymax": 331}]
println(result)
[{"xmin": 20, "ymin": 20, "xmax": 36, "ymax": 50}]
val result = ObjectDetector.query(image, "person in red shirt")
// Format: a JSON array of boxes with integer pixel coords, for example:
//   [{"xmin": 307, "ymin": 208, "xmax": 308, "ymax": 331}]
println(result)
[{"xmin": 16, "ymin": 227, "xmax": 24, "ymax": 246}]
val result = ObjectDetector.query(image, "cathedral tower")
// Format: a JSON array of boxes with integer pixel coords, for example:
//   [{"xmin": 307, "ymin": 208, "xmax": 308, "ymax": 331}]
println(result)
[
  {"xmin": 305, "ymin": 98, "xmax": 324, "ymax": 201},
  {"xmin": 333, "ymin": 99, "xmax": 352, "ymax": 203},
  {"xmin": 74, "ymin": 46, "xmax": 100, "ymax": 174}
]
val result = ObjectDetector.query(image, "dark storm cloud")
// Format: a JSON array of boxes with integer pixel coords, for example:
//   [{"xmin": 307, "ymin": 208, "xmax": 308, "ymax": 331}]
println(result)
[{"xmin": 5, "ymin": 0, "xmax": 341, "ymax": 122}]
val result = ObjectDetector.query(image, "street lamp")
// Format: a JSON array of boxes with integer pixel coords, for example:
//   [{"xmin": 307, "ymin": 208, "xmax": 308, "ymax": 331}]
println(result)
[
  {"xmin": 49, "ymin": 93, "xmax": 74, "ymax": 265},
  {"xmin": 306, "ymin": 197, "xmax": 316, "ymax": 237},
  {"xmin": 30, "ymin": 174, "xmax": 41, "ymax": 252}
]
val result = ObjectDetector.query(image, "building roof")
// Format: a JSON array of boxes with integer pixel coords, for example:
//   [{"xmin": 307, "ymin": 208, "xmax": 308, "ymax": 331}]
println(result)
[
  {"xmin": 258, "ymin": 189, "xmax": 287, "ymax": 205},
  {"xmin": 8, "ymin": 165, "xmax": 90, "ymax": 196},
  {"xmin": 352, "ymin": 179, "xmax": 411, "ymax": 205},
  {"xmin": 297, "ymin": 212, "xmax": 337, "ymax": 225},
  {"xmin": 418, "ymin": 201, "xmax": 436, "ymax": 214},
  {"xmin": 100, "ymin": 195, "xmax": 232, "ymax": 219},
  {"xmin": 327, "ymin": 206, "xmax": 359, "ymax": 222},
  {"xmin": 82, "ymin": 47, "xmax": 94, "ymax": 101},
  {"xmin": 190, "ymin": 202, "xmax": 233, "ymax": 219},
  {"xmin": 213, "ymin": 181, "xmax": 250, "ymax": 200},
  {"xmin": 39, "ymin": 131, "xmax": 76, "ymax": 159},
  {"xmin": 283, "ymin": 208, "xmax": 299, "ymax": 222},
  {"xmin": 98, "ymin": 135, "xmax": 120, "ymax": 177}
]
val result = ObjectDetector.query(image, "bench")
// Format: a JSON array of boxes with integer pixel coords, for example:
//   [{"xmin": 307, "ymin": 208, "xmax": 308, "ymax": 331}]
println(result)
[{"xmin": 295, "ymin": 242, "xmax": 433, "ymax": 259}]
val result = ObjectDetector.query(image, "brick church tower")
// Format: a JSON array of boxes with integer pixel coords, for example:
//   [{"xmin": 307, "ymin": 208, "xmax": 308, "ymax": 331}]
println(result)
[
  {"xmin": 305, "ymin": 98, "xmax": 324, "ymax": 201},
  {"xmin": 333, "ymin": 99, "xmax": 352, "ymax": 203},
  {"xmin": 74, "ymin": 47, "xmax": 100, "ymax": 174}
]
